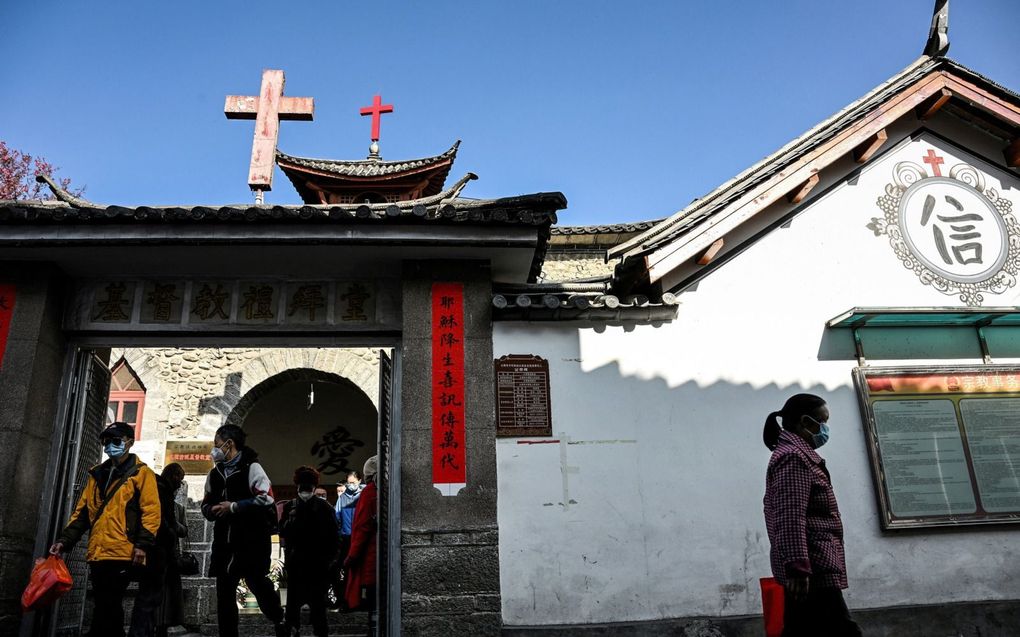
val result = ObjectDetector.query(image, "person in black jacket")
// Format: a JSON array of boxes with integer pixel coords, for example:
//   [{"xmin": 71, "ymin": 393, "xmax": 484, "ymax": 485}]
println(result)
[
  {"xmin": 154, "ymin": 463, "xmax": 187, "ymax": 637},
  {"xmin": 201, "ymin": 425, "xmax": 287, "ymax": 637},
  {"xmin": 280, "ymin": 465, "xmax": 340, "ymax": 637}
]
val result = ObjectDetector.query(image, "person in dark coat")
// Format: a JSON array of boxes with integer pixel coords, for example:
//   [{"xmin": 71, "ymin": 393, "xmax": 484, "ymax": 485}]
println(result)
[
  {"xmin": 280, "ymin": 465, "xmax": 339, "ymax": 637},
  {"xmin": 155, "ymin": 463, "xmax": 187, "ymax": 637},
  {"xmin": 762, "ymin": 394, "xmax": 862, "ymax": 637},
  {"xmin": 201, "ymin": 425, "xmax": 288, "ymax": 637},
  {"xmin": 344, "ymin": 456, "xmax": 378, "ymax": 635}
]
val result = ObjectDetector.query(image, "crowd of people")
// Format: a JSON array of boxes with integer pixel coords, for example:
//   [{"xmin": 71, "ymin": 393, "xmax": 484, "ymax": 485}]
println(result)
[
  {"xmin": 50, "ymin": 422, "xmax": 379, "ymax": 637},
  {"xmin": 50, "ymin": 392, "xmax": 861, "ymax": 637}
]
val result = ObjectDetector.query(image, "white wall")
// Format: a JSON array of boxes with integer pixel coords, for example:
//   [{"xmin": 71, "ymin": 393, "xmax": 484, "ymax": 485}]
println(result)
[{"xmin": 495, "ymin": 133, "xmax": 1020, "ymax": 625}]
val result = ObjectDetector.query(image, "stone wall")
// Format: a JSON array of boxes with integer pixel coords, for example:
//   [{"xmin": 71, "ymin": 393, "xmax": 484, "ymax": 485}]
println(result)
[
  {"xmin": 110, "ymin": 347, "xmax": 380, "ymax": 463},
  {"xmin": 539, "ymin": 251, "xmax": 617, "ymax": 282}
]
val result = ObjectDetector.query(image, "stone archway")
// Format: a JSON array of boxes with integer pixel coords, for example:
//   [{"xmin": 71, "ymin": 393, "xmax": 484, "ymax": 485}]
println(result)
[
  {"xmin": 109, "ymin": 347, "xmax": 380, "ymax": 440},
  {"xmin": 226, "ymin": 368, "xmax": 379, "ymax": 490}
]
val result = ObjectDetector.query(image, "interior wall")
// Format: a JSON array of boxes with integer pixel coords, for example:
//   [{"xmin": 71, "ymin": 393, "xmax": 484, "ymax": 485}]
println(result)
[{"xmin": 241, "ymin": 379, "xmax": 377, "ymax": 490}]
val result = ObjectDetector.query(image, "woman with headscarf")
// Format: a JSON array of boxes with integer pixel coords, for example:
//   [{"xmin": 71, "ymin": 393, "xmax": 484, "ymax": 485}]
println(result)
[{"xmin": 762, "ymin": 394, "xmax": 862, "ymax": 637}]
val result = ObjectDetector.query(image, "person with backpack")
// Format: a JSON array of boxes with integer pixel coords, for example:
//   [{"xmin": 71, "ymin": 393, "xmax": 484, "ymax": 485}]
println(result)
[
  {"xmin": 201, "ymin": 424, "xmax": 288, "ymax": 637},
  {"xmin": 49, "ymin": 422, "xmax": 162, "ymax": 637},
  {"xmin": 279, "ymin": 465, "xmax": 339, "ymax": 637}
]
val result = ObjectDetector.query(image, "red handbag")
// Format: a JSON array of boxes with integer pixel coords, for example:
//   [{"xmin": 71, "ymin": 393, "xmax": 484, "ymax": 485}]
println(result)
[
  {"xmin": 760, "ymin": 577, "xmax": 785, "ymax": 637},
  {"xmin": 21, "ymin": 555, "xmax": 73, "ymax": 612}
]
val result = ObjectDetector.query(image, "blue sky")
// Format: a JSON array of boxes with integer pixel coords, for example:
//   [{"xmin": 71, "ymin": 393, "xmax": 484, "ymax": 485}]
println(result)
[{"xmin": 1, "ymin": 1, "xmax": 1016, "ymax": 224}]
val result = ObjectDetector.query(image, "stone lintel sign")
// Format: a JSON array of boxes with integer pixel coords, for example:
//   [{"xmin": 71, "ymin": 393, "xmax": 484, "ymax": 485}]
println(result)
[
  {"xmin": 225, "ymin": 69, "xmax": 314, "ymax": 193},
  {"xmin": 70, "ymin": 279, "xmax": 389, "ymax": 331},
  {"xmin": 495, "ymin": 354, "xmax": 552, "ymax": 437}
]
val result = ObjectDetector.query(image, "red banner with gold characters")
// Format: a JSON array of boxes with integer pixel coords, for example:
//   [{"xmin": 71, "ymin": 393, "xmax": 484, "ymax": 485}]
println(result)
[
  {"xmin": 0, "ymin": 285, "xmax": 15, "ymax": 369},
  {"xmin": 432, "ymin": 283, "xmax": 466, "ymax": 495}
]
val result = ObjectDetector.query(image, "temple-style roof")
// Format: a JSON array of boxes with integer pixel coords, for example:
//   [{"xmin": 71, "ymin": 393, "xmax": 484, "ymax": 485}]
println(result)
[
  {"xmin": 0, "ymin": 174, "xmax": 566, "ymax": 284},
  {"xmin": 276, "ymin": 141, "xmax": 460, "ymax": 204}
]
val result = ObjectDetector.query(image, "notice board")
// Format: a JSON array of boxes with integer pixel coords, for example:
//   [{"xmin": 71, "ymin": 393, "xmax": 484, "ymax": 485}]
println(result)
[
  {"xmin": 854, "ymin": 366, "xmax": 1020, "ymax": 529},
  {"xmin": 495, "ymin": 354, "xmax": 552, "ymax": 437}
]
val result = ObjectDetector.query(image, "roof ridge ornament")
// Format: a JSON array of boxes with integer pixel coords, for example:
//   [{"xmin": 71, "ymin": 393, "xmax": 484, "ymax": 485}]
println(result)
[{"xmin": 923, "ymin": 0, "xmax": 950, "ymax": 57}]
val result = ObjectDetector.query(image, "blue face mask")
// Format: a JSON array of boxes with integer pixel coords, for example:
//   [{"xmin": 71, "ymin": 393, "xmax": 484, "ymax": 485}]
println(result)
[
  {"xmin": 104, "ymin": 440, "xmax": 127, "ymax": 458},
  {"xmin": 807, "ymin": 418, "xmax": 830, "ymax": 449}
]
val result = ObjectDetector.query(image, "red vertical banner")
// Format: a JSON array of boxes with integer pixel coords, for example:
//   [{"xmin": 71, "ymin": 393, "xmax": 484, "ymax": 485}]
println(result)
[
  {"xmin": 432, "ymin": 283, "xmax": 466, "ymax": 495},
  {"xmin": 0, "ymin": 285, "xmax": 15, "ymax": 370}
]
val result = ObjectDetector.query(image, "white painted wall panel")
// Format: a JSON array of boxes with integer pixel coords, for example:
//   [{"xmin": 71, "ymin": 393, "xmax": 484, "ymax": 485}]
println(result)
[{"xmin": 496, "ymin": 133, "xmax": 1020, "ymax": 625}]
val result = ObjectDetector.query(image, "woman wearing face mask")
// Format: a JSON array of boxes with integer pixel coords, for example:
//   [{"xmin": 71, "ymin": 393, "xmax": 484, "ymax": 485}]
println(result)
[
  {"xmin": 762, "ymin": 394, "xmax": 862, "ymax": 637},
  {"xmin": 331, "ymin": 470, "xmax": 363, "ymax": 607},
  {"xmin": 279, "ymin": 466, "xmax": 339, "ymax": 637}
]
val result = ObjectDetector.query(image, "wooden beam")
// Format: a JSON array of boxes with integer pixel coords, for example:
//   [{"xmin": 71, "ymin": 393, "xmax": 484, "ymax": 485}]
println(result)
[
  {"xmin": 786, "ymin": 174, "xmax": 820, "ymax": 204},
  {"xmin": 1006, "ymin": 139, "xmax": 1020, "ymax": 168},
  {"xmin": 915, "ymin": 87, "xmax": 952, "ymax": 120},
  {"xmin": 696, "ymin": 238, "xmax": 724, "ymax": 266},
  {"xmin": 852, "ymin": 129, "xmax": 888, "ymax": 164}
]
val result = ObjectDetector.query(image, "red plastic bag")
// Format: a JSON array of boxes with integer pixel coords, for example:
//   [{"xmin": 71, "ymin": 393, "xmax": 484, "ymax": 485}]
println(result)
[
  {"xmin": 21, "ymin": 555, "xmax": 73, "ymax": 612},
  {"xmin": 760, "ymin": 576, "xmax": 785, "ymax": 637}
]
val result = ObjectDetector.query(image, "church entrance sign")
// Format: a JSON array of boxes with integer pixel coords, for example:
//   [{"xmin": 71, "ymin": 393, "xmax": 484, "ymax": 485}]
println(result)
[
  {"xmin": 68, "ymin": 278, "xmax": 396, "ymax": 332},
  {"xmin": 854, "ymin": 366, "xmax": 1020, "ymax": 529}
]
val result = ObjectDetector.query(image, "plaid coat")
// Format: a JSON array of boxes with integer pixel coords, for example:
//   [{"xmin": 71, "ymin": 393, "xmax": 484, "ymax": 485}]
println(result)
[{"xmin": 763, "ymin": 430, "xmax": 848, "ymax": 589}]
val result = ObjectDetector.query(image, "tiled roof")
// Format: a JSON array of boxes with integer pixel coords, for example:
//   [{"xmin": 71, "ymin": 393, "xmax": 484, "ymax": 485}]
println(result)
[
  {"xmin": 276, "ymin": 141, "xmax": 459, "ymax": 179},
  {"xmin": 492, "ymin": 281, "xmax": 679, "ymax": 322},
  {"xmin": 550, "ymin": 219, "xmax": 661, "ymax": 235},
  {"xmin": 1, "ymin": 174, "xmax": 562, "ymax": 228}
]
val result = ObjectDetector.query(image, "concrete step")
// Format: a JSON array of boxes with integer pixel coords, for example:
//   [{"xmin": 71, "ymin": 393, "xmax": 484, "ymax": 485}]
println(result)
[{"xmin": 196, "ymin": 608, "xmax": 370, "ymax": 636}]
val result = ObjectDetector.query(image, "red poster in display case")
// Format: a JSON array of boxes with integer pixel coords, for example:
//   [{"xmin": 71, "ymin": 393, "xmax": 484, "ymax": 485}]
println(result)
[
  {"xmin": 431, "ymin": 283, "xmax": 466, "ymax": 495},
  {"xmin": 0, "ymin": 285, "xmax": 15, "ymax": 369}
]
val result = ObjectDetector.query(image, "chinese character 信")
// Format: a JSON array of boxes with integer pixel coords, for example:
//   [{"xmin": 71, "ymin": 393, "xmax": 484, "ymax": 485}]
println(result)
[
  {"xmin": 921, "ymin": 194, "xmax": 984, "ymax": 266},
  {"xmin": 240, "ymin": 285, "xmax": 276, "ymax": 321},
  {"xmin": 288, "ymin": 284, "xmax": 326, "ymax": 322},
  {"xmin": 92, "ymin": 282, "xmax": 131, "ymax": 321},
  {"xmin": 341, "ymin": 283, "xmax": 371, "ymax": 322},
  {"xmin": 146, "ymin": 283, "xmax": 180, "ymax": 322},
  {"xmin": 192, "ymin": 283, "xmax": 230, "ymax": 320}
]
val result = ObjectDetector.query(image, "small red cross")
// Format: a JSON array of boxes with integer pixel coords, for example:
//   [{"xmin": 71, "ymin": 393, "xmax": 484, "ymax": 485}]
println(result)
[
  {"xmin": 923, "ymin": 149, "xmax": 944, "ymax": 177},
  {"xmin": 360, "ymin": 95, "xmax": 394, "ymax": 142}
]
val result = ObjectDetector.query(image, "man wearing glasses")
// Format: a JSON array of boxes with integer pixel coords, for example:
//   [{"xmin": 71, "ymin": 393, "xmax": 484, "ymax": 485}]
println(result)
[{"xmin": 50, "ymin": 421, "xmax": 162, "ymax": 637}]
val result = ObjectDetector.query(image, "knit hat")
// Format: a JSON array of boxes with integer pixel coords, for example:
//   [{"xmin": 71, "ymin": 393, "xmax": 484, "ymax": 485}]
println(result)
[{"xmin": 363, "ymin": 455, "xmax": 378, "ymax": 479}]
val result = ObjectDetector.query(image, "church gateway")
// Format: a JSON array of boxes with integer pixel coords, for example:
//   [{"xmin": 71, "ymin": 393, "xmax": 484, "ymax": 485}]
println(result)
[{"xmin": 2, "ymin": 20, "xmax": 1020, "ymax": 637}]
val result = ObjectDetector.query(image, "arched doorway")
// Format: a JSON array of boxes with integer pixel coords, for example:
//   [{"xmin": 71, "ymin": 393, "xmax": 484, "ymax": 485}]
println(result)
[{"xmin": 225, "ymin": 368, "xmax": 378, "ymax": 499}]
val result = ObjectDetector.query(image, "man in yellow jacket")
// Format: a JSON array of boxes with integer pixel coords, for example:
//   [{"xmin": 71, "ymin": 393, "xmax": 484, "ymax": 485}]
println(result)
[{"xmin": 49, "ymin": 422, "xmax": 161, "ymax": 637}]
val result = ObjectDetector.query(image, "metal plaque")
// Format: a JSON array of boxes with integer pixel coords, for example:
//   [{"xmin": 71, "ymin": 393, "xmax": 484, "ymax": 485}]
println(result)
[
  {"xmin": 495, "ymin": 354, "xmax": 552, "ymax": 437},
  {"xmin": 164, "ymin": 440, "xmax": 215, "ymax": 475},
  {"xmin": 854, "ymin": 365, "xmax": 1020, "ymax": 530}
]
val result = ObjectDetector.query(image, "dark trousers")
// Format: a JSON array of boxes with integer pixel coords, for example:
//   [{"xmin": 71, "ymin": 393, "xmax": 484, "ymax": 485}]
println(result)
[
  {"xmin": 215, "ymin": 568, "xmax": 283, "ymax": 637},
  {"xmin": 285, "ymin": 567, "xmax": 329, "ymax": 636},
  {"xmin": 330, "ymin": 535, "xmax": 351, "ymax": 607},
  {"xmin": 782, "ymin": 586, "xmax": 862, "ymax": 637},
  {"xmin": 88, "ymin": 560, "xmax": 164, "ymax": 637}
]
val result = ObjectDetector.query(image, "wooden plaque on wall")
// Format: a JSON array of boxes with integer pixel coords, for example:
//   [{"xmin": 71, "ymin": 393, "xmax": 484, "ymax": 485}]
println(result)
[{"xmin": 495, "ymin": 354, "xmax": 552, "ymax": 437}]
